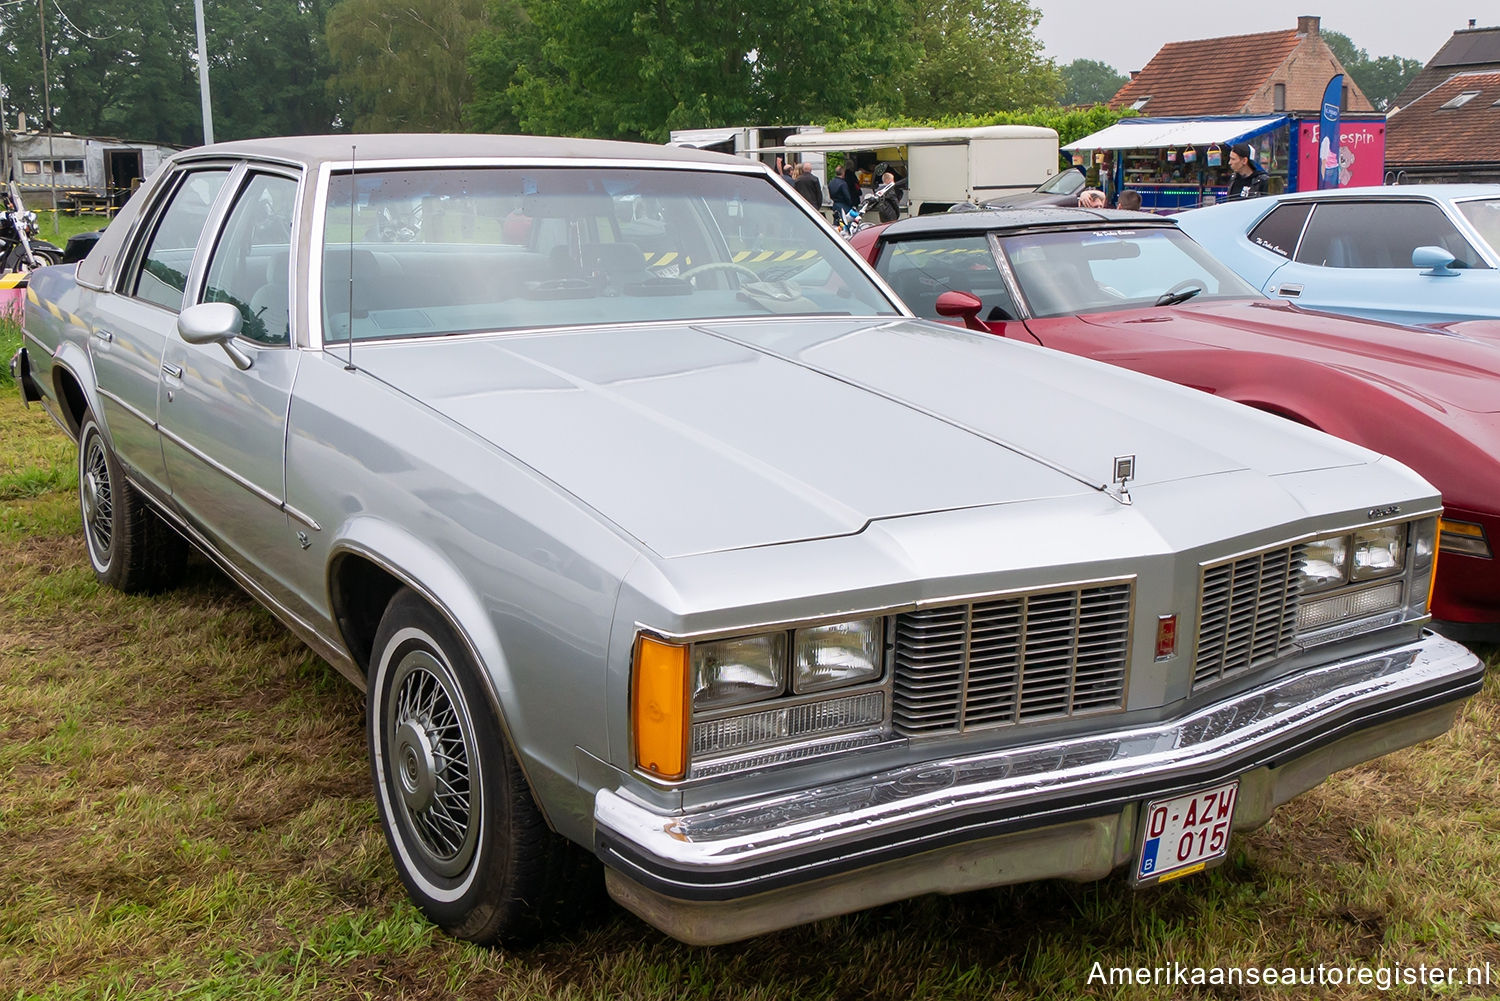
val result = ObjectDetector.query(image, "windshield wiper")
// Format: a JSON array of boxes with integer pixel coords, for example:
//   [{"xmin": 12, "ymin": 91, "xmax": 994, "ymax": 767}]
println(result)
[{"xmin": 1153, "ymin": 284, "xmax": 1205, "ymax": 307}]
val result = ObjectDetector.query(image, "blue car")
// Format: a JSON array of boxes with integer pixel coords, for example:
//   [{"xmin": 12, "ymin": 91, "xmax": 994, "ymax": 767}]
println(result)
[{"xmin": 1176, "ymin": 185, "xmax": 1500, "ymax": 326}]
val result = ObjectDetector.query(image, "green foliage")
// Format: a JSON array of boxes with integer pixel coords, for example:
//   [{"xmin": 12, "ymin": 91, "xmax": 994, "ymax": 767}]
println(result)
[
  {"xmin": 892, "ymin": 0, "xmax": 1062, "ymax": 119},
  {"xmin": 476, "ymin": 0, "xmax": 910, "ymax": 141},
  {"xmin": 1322, "ymin": 30, "xmax": 1423, "ymax": 112},
  {"xmin": 1062, "ymin": 58, "xmax": 1127, "ymax": 107},
  {"xmin": 0, "ymin": 0, "xmax": 336, "ymax": 145},
  {"xmin": 826, "ymin": 104, "xmax": 1136, "ymax": 149},
  {"xmin": 465, "ymin": 0, "xmax": 536, "ymax": 134},
  {"xmin": 326, "ymin": 0, "xmax": 489, "ymax": 132}
]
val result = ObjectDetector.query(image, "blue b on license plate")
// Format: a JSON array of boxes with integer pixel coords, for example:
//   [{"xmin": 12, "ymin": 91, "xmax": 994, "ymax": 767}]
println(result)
[{"xmin": 1136, "ymin": 779, "xmax": 1239, "ymax": 883}]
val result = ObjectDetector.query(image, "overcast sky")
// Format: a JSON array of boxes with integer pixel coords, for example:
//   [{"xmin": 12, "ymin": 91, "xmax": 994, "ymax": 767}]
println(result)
[{"xmin": 1036, "ymin": 2, "xmax": 1489, "ymax": 73}]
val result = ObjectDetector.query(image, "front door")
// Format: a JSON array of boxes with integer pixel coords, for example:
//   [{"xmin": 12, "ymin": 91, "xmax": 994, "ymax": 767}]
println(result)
[{"xmin": 156, "ymin": 168, "xmax": 307, "ymax": 612}]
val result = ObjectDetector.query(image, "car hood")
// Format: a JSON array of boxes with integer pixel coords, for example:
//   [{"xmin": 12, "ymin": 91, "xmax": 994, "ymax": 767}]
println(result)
[
  {"xmin": 1073, "ymin": 300, "xmax": 1500, "ymax": 415},
  {"xmin": 354, "ymin": 317, "xmax": 1375, "ymax": 557}
]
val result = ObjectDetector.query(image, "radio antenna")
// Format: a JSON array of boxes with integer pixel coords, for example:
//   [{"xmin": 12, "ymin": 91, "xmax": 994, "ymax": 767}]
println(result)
[{"xmin": 345, "ymin": 144, "xmax": 357, "ymax": 372}]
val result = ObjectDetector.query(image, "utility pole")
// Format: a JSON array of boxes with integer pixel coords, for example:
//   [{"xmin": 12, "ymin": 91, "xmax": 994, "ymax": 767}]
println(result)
[
  {"xmin": 193, "ymin": 0, "xmax": 213, "ymax": 144},
  {"xmin": 38, "ymin": 0, "xmax": 58, "ymax": 231}
]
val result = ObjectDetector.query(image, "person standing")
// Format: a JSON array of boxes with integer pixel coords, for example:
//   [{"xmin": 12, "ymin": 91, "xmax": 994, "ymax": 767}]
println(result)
[
  {"xmin": 828, "ymin": 165, "xmax": 854, "ymax": 220},
  {"xmin": 793, "ymin": 163, "xmax": 823, "ymax": 207},
  {"xmin": 1226, "ymin": 143, "xmax": 1270, "ymax": 198},
  {"xmin": 1116, "ymin": 189, "xmax": 1142, "ymax": 211}
]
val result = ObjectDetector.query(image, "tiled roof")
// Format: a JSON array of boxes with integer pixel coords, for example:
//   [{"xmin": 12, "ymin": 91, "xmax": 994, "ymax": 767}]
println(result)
[
  {"xmin": 1393, "ymin": 26, "xmax": 1500, "ymax": 109},
  {"xmin": 1109, "ymin": 29, "xmax": 1301, "ymax": 115},
  {"xmin": 1387, "ymin": 70, "xmax": 1500, "ymax": 166}
]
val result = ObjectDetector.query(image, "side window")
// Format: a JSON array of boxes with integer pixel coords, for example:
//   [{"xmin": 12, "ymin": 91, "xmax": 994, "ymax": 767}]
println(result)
[
  {"xmin": 201, "ymin": 173, "xmax": 299, "ymax": 345},
  {"xmin": 1295, "ymin": 201, "xmax": 1482, "ymax": 269},
  {"xmin": 1248, "ymin": 203, "xmax": 1311, "ymax": 260},
  {"xmin": 130, "ymin": 169, "xmax": 232, "ymax": 310},
  {"xmin": 874, "ymin": 235, "xmax": 1018, "ymax": 322}
]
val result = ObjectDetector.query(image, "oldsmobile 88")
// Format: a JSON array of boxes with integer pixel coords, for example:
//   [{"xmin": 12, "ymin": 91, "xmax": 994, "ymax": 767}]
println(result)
[{"xmin": 10, "ymin": 135, "xmax": 1482, "ymax": 945}]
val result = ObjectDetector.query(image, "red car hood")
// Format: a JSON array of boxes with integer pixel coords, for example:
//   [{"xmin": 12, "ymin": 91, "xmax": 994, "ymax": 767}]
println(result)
[{"xmin": 1069, "ymin": 300, "xmax": 1500, "ymax": 415}]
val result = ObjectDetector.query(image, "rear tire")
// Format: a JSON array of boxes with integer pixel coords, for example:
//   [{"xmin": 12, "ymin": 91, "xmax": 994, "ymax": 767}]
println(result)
[
  {"xmin": 367, "ymin": 589, "xmax": 598, "ymax": 945},
  {"xmin": 77, "ymin": 412, "xmax": 186, "ymax": 593}
]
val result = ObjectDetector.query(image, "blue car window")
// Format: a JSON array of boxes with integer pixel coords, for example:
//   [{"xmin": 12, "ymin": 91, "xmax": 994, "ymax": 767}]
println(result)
[
  {"xmin": 1248, "ymin": 203, "xmax": 1312, "ymax": 260},
  {"xmin": 1295, "ymin": 201, "xmax": 1484, "ymax": 269}
]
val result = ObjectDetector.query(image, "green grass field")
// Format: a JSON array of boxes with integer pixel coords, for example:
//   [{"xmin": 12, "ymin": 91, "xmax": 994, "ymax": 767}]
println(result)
[{"xmin": 1, "ymin": 330, "xmax": 1497, "ymax": 999}]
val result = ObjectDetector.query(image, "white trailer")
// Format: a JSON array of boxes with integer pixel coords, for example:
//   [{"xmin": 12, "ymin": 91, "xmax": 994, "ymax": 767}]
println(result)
[{"xmin": 781, "ymin": 125, "xmax": 1060, "ymax": 215}]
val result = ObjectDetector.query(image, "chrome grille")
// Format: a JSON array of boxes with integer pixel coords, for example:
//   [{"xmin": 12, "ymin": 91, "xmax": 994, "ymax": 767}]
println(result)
[
  {"xmin": 892, "ymin": 583, "xmax": 1132, "ymax": 735},
  {"xmin": 1194, "ymin": 543, "xmax": 1305, "ymax": 688}
]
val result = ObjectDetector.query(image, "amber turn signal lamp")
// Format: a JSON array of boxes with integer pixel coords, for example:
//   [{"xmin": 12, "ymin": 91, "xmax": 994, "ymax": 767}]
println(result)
[{"xmin": 633, "ymin": 636, "xmax": 689, "ymax": 780}]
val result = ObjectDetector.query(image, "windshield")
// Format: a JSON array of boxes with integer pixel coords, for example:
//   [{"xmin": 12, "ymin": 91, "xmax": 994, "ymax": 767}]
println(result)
[
  {"xmin": 1457, "ymin": 198, "xmax": 1500, "ymax": 257},
  {"xmin": 1035, "ymin": 170, "xmax": 1085, "ymax": 196},
  {"xmin": 999, "ymin": 227, "xmax": 1263, "ymax": 317},
  {"xmin": 321, "ymin": 166, "xmax": 898, "ymax": 342}
]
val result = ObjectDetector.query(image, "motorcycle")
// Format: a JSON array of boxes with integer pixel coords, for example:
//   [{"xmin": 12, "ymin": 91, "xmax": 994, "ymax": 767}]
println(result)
[{"xmin": 0, "ymin": 181, "xmax": 63, "ymax": 272}]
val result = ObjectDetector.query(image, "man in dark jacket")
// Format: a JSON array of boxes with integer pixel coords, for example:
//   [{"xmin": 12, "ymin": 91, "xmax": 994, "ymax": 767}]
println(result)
[
  {"xmin": 828, "ymin": 165, "xmax": 854, "ymax": 219},
  {"xmin": 792, "ymin": 163, "xmax": 823, "ymax": 207},
  {"xmin": 1226, "ymin": 143, "xmax": 1270, "ymax": 199}
]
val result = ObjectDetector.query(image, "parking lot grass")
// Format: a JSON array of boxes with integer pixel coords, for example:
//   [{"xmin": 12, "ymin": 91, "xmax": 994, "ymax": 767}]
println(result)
[{"xmin": 0, "ymin": 377, "xmax": 1496, "ymax": 1000}]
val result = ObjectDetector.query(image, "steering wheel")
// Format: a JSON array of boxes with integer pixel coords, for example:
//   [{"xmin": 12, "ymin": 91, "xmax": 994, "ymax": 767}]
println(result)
[{"xmin": 681, "ymin": 261, "xmax": 761, "ymax": 283}]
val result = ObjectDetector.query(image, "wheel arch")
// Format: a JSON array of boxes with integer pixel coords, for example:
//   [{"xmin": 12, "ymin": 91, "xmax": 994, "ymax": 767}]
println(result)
[
  {"xmin": 48, "ymin": 347, "xmax": 97, "ymax": 440},
  {"xmin": 326, "ymin": 520, "xmax": 557, "ymax": 826}
]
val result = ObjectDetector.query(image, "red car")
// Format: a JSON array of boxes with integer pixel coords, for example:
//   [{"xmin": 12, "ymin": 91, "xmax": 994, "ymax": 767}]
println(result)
[{"xmin": 853, "ymin": 209, "xmax": 1500, "ymax": 637}]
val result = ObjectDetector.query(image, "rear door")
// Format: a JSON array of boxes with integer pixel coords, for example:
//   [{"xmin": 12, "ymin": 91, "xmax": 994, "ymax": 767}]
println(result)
[{"xmin": 87, "ymin": 167, "xmax": 232, "ymax": 500}]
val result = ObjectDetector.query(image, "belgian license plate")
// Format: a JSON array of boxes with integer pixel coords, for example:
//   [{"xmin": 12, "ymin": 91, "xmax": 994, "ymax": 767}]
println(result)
[{"xmin": 1136, "ymin": 779, "xmax": 1239, "ymax": 884}]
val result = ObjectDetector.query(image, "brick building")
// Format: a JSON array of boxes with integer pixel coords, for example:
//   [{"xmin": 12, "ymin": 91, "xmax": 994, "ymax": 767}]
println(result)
[
  {"xmin": 1385, "ymin": 24, "xmax": 1500, "ymax": 183},
  {"xmin": 1109, "ymin": 16, "xmax": 1376, "ymax": 117}
]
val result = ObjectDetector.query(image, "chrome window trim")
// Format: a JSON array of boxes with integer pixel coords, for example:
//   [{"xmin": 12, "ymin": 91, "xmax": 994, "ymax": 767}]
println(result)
[{"xmin": 187, "ymin": 163, "xmax": 307, "ymax": 349}]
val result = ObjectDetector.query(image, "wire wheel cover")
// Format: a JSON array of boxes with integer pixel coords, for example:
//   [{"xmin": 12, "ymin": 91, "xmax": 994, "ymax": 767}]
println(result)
[
  {"xmin": 386, "ymin": 649, "xmax": 479, "ymax": 877},
  {"xmin": 81, "ymin": 433, "xmax": 113, "ymax": 564}
]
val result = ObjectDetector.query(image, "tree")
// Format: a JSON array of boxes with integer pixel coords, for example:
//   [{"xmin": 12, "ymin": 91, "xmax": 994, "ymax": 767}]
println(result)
[
  {"xmin": 1322, "ymin": 30, "xmax": 1423, "ymax": 112},
  {"xmin": 1062, "ymin": 58, "xmax": 1126, "ymax": 107},
  {"xmin": 0, "ymin": 0, "xmax": 335, "ymax": 145},
  {"xmin": 484, "ymin": 0, "xmax": 909, "ymax": 141},
  {"xmin": 326, "ymin": 0, "xmax": 488, "ymax": 131},
  {"xmin": 465, "ymin": 0, "xmax": 537, "ymax": 134},
  {"xmin": 895, "ymin": 0, "xmax": 1061, "ymax": 118}
]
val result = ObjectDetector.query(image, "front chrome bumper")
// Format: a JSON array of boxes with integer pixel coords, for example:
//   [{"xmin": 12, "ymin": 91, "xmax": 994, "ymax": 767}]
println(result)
[{"xmin": 594, "ymin": 632, "xmax": 1482, "ymax": 944}]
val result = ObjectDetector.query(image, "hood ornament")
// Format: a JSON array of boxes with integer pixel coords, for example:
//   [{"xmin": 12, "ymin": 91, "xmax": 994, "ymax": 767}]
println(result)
[{"xmin": 1108, "ymin": 454, "xmax": 1135, "ymax": 505}]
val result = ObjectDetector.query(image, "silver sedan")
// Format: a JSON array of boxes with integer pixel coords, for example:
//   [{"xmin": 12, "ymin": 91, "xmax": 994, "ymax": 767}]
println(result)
[{"xmin": 13, "ymin": 134, "xmax": 1481, "ymax": 946}]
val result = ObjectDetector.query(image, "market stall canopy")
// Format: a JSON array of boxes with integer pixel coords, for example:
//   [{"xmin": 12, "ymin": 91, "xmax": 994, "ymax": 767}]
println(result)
[{"xmin": 1063, "ymin": 116, "xmax": 1290, "ymax": 151}]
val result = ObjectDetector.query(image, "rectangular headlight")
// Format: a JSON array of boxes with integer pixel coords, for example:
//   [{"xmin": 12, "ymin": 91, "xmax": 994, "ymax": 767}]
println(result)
[
  {"xmin": 794, "ymin": 618, "xmax": 883, "ymax": 693},
  {"xmin": 1351, "ymin": 525, "xmax": 1404, "ymax": 580},
  {"xmin": 1299, "ymin": 534, "xmax": 1349, "ymax": 592},
  {"xmin": 691, "ymin": 633, "xmax": 786, "ymax": 709}
]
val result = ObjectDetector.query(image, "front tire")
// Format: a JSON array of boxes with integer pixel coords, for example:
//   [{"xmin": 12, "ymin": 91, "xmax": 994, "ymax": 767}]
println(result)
[
  {"xmin": 367, "ymin": 589, "xmax": 597, "ymax": 945},
  {"xmin": 78, "ymin": 412, "xmax": 186, "ymax": 592}
]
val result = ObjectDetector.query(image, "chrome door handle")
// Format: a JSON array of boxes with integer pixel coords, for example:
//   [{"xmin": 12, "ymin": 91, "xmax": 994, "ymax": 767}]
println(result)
[
  {"xmin": 161, "ymin": 362, "xmax": 184, "ymax": 379},
  {"xmin": 92, "ymin": 327, "xmax": 114, "ymax": 343},
  {"xmin": 1276, "ymin": 284, "xmax": 1303, "ymax": 298}
]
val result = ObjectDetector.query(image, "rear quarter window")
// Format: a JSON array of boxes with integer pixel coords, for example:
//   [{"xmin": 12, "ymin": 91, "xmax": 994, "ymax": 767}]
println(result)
[{"xmin": 1247, "ymin": 203, "xmax": 1311, "ymax": 260}]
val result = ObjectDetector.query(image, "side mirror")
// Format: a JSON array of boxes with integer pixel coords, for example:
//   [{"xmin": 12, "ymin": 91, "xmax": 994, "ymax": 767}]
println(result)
[
  {"xmin": 177, "ymin": 301, "xmax": 253, "ymax": 370},
  {"xmin": 1412, "ymin": 245, "xmax": 1460, "ymax": 276},
  {"xmin": 935, "ymin": 290, "xmax": 987, "ymax": 332}
]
